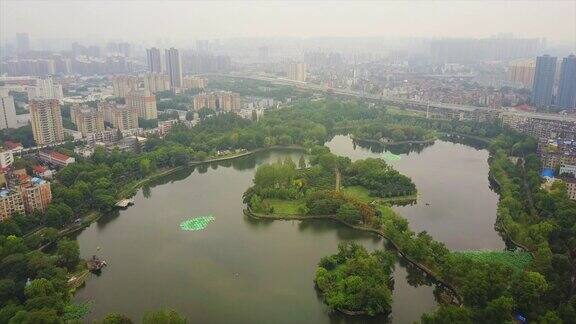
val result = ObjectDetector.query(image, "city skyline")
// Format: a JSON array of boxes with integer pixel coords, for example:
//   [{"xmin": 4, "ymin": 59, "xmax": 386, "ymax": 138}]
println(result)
[{"xmin": 1, "ymin": 1, "xmax": 575, "ymax": 46}]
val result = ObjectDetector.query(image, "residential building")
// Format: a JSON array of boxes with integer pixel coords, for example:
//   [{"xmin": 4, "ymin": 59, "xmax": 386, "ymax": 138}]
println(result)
[
  {"xmin": 192, "ymin": 91, "xmax": 240, "ymax": 111},
  {"xmin": 126, "ymin": 91, "xmax": 158, "ymax": 120},
  {"xmin": 111, "ymin": 75, "xmax": 139, "ymax": 97},
  {"xmin": 86, "ymin": 130, "xmax": 118, "ymax": 144},
  {"xmin": 193, "ymin": 92, "xmax": 218, "ymax": 110},
  {"xmin": 562, "ymin": 177, "xmax": 576, "ymax": 200},
  {"xmin": 531, "ymin": 55, "xmax": 557, "ymax": 108},
  {"xmin": 4, "ymin": 141, "xmax": 23, "ymax": 153},
  {"xmin": 39, "ymin": 151, "xmax": 75, "ymax": 167},
  {"xmin": 0, "ymin": 173, "xmax": 52, "ymax": 220},
  {"xmin": 143, "ymin": 73, "xmax": 170, "ymax": 94},
  {"xmin": 217, "ymin": 91, "xmax": 241, "ymax": 112},
  {"xmin": 111, "ymin": 106, "xmax": 139, "ymax": 131},
  {"xmin": 20, "ymin": 177, "xmax": 52, "ymax": 214},
  {"xmin": 0, "ymin": 189, "xmax": 25, "ymax": 221},
  {"xmin": 183, "ymin": 76, "xmax": 206, "ymax": 90},
  {"xmin": 0, "ymin": 88, "xmax": 17, "ymax": 129},
  {"xmin": 98, "ymin": 101, "xmax": 116, "ymax": 124},
  {"xmin": 0, "ymin": 150, "xmax": 14, "ymax": 169},
  {"xmin": 165, "ymin": 48, "xmax": 183, "ymax": 89},
  {"xmin": 29, "ymin": 99, "xmax": 64, "ymax": 145},
  {"xmin": 146, "ymin": 47, "xmax": 162, "ymax": 73},
  {"xmin": 70, "ymin": 104, "xmax": 105, "ymax": 136},
  {"xmin": 26, "ymin": 77, "xmax": 64, "ymax": 101},
  {"xmin": 287, "ymin": 62, "xmax": 307, "ymax": 82},
  {"xmin": 508, "ymin": 59, "xmax": 535, "ymax": 89},
  {"xmin": 558, "ymin": 55, "xmax": 576, "ymax": 109},
  {"xmin": 559, "ymin": 164, "xmax": 576, "ymax": 177}
]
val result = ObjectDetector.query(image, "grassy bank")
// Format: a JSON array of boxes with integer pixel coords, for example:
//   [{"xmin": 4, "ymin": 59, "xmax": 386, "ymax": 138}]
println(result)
[
  {"xmin": 454, "ymin": 250, "xmax": 532, "ymax": 272},
  {"xmin": 342, "ymin": 186, "xmax": 417, "ymax": 204}
]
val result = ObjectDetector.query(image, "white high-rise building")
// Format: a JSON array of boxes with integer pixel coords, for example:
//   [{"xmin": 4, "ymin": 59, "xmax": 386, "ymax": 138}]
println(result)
[
  {"xmin": 26, "ymin": 77, "xmax": 64, "ymax": 101},
  {"xmin": 287, "ymin": 62, "xmax": 307, "ymax": 82},
  {"xmin": 0, "ymin": 89, "xmax": 18, "ymax": 130},
  {"xmin": 143, "ymin": 73, "xmax": 170, "ymax": 94},
  {"xmin": 165, "ymin": 48, "xmax": 183, "ymax": 89}
]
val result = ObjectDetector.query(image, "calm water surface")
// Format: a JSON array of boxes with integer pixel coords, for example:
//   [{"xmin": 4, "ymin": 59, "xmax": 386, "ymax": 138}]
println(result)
[
  {"xmin": 75, "ymin": 136, "xmax": 501, "ymax": 323},
  {"xmin": 326, "ymin": 135, "xmax": 503, "ymax": 250}
]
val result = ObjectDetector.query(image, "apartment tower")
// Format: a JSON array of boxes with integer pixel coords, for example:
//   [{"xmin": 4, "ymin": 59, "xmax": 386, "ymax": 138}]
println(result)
[{"xmin": 29, "ymin": 99, "xmax": 64, "ymax": 145}]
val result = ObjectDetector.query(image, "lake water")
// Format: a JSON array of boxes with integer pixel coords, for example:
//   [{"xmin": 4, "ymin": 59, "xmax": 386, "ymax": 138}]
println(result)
[{"xmin": 74, "ymin": 135, "xmax": 501, "ymax": 323}]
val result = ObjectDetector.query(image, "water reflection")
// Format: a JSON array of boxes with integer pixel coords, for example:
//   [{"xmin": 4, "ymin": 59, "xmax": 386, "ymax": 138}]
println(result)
[{"xmin": 353, "ymin": 139, "xmax": 435, "ymax": 155}]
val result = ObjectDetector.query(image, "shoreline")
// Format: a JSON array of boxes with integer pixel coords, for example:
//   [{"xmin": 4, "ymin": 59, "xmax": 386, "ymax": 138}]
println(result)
[
  {"xmin": 117, "ymin": 145, "xmax": 307, "ymax": 200},
  {"xmin": 243, "ymin": 208, "xmax": 463, "ymax": 308},
  {"xmin": 351, "ymin": 135, "xmax": 436, "ymax": 146}
]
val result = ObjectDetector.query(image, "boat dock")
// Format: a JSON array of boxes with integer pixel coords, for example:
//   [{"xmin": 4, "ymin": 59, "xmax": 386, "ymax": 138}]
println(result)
[{"xmin": 115, "ymin": 198, "xmax": 134, "ymax": 208}]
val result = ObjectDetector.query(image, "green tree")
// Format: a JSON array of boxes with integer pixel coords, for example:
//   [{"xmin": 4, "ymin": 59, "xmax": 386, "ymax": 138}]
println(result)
[
  {"xmin": 24, "ymin": 278, "xmax": 55, "ymax": 299},
  {"xmin": 421, "ymin": 305, "xmax": 473, "ymax": 324},
  {"xmin": 142, "ymin": 309, "xmax": 186, "ymax": 324},
  {"xmin": 511, "ymin": 271, "xmax": 548, "ymax": 315},
  {"xmin": 336, "ymin": 203, "xmax": 361, "ymax": 224},
  {"xmin": 56, "ymin": 239, "xmax": 80, "ymax": 270},
  {"xmin": 0, "ymin": 279, "xmax": 16, "ymax": 304},
  {"xmin": 100, "ymin": 313, "xmax": 133, "ymax": 324}
]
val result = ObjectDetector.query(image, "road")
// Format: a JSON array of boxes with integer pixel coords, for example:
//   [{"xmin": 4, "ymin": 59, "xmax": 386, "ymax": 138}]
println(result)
[{"xmin": 212, "ymin": 73, "xmax": 576, "ymax": 123}]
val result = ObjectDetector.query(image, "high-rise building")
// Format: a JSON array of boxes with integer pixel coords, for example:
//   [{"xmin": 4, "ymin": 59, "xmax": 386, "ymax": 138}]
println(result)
[
  {"xmin": 182, "ymin": 76, "xmax": 206, "ymax": 90},
  {"xmin": 111, "ymin": 75, "xmax": 139, "ymax": 97},
  {"xmin": 193, "ymin": 93, "xmax": 218, "ymax": 111},
  {"xmin": 0, "ymin": 89, "xmax": 18, "ymax": 130},
  {"xmin": 146, "ymin": 47, "xmax": 163, "ymax": 73},
  {"xmin": 558, "ymin": 55, "xmax": 576, "ymax": 109},
  {"xmin": 126, "ymin": 91, "xmax": 158, "ymax": 120},
  {"xmin": 29, "ymin": 99, "xmax": 64, "ymax": 145},
  {"xmin": 193, "ymin": 91, "xmax": 240, "ymax": 111},
  {"xmin": 217, "ymin": 92, "xmax": 241, "ymax": 112},
  {"xmin": 26, "ymin": 77, "xmax": 64, "ymax": 101},
  {"xmin": 287, "ymin": 62, "xmax": 307, "ymax": 82},
  {"xmin": 0, "ymin": 172, "xmax": 52, "ymax": 220},
  {"xmin": 143, "ymin": 73, "xmax": 170, "ymax": 94},
  {"xmin": 165, "ymin": 48, "xmax": 183, "ymax": 89},
  {"xmin": 0, "ymin": 150, "xmax": 14, "ymax": 169},
  {"xmin": 0, "ymin": 188, "xmax": 25, "ymax": 221},
  {"xmin": 110, "ymin": 106, "xmax": 139, "ymax": 131},
  {"xmin": 531, "ymin": 55, "xmax": 557, "ymax": 108},
  {"xmin": 16, "ymin": 33, "xmax": 30, "ymax": 56},
  {"xmin": 70, "ymin": 104, "xmax": 105, "ymax": 136},
  {"xmin": 508, "ymin": 59, "xmax": 536, "ymax": 89},
  {"xmin": 20, "ymin": 178, "xmax": 52, "ymax": 214}
]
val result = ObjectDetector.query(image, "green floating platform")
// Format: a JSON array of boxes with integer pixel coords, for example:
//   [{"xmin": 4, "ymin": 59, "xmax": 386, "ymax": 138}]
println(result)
[
  {"xmin": 383, "ymin": 152, "xmax": 401, "ymax": 161},
  {"xmin": 180, "ymin": 215, "xmax": 215, "ymax": 231}
]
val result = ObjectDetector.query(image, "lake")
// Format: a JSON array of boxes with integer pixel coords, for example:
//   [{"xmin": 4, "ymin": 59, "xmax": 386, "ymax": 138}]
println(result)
[{"xmin": 74, "ymin": 135, "xmax": 501, "ymax": 323}]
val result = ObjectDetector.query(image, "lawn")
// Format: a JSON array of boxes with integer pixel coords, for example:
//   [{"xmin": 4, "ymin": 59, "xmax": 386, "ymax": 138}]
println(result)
[
  {"xmin": 454, "ymin": 250, "xmax": 532, "ymax": 272},
  {"xmin": 263, "ymin": 199, "xmax": 304, "ymax": 215},
  {"xmin": 343, "ymin": 186, "xmax": 417, "ymax": 204},
  {"xmin": 343, "ymin": 186, "xmax": 373, "ymax": 202}
]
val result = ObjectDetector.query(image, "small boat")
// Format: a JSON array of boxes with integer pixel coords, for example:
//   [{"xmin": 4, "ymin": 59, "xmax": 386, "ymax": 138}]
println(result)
[
  {"xmin": 87, "ymin": 255, "xmax": 108, "ymax": 273},
  {"xmin": 425, "ymin": 203, "xmax": 430, "ymax": 206},
  {"xmin": 115, "ymin": 198, "xmax": 135, "ymax": 208}
]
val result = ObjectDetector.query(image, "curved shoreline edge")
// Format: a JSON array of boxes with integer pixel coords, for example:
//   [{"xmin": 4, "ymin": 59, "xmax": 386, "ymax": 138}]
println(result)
[
  {"xmin": 118, "ymin": 145, "xmax": 307, "ymax": 199},
  {"xmin": 350, "ymin": 135, "xmax": 436, "ymax": 146},
  {"xmin": 243, "ymin": 207, "xmax": 464, "ymax": 308}
]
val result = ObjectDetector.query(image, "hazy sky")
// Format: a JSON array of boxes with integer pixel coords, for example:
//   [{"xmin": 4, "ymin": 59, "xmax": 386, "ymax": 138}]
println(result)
[{"xmin": 2, "ymin": 0, "xmax": 575, "ymax": 44}]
